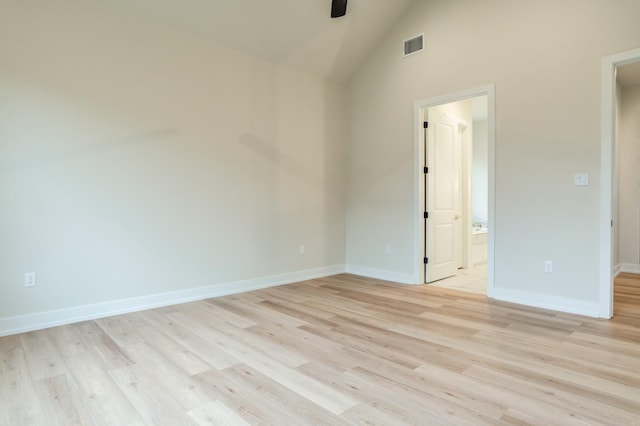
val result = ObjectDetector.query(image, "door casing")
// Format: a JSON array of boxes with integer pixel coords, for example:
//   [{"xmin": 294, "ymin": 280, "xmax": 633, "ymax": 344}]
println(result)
[
  {"xmin": 600, "ymin": 48, "xmax": 640, "ymax": 318},
  {"xmin": 413, "ymin": 85, "xmax": 496, "ymax": 296}
]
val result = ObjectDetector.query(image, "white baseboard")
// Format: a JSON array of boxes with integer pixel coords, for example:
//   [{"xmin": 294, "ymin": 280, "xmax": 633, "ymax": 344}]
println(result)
[
  {"xmin": 492, "ymin": 287, "xmax": 600, "ymax": 318},
  {"xmin": 0, "ymin": 264, "xmax": 346, "ymax": 337},
  {"xmin": 345, "ymin": 264, "xmax": 416, "ymax": 285},
  {"xmin": 616, "ymin": 263, "xmax": 640, "ymax": 275}
]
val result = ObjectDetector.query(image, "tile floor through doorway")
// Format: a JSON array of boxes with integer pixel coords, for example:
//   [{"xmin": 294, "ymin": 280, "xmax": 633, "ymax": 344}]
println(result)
[{"xmin": 430, "ymin": 264, "xmax": 487, "ymax": 294}]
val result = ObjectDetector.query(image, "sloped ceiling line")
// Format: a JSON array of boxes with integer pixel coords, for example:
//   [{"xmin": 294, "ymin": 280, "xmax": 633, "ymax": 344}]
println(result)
[{"xmin": 84, "ymin": 0, "xmax": 415, "ymax": 81}]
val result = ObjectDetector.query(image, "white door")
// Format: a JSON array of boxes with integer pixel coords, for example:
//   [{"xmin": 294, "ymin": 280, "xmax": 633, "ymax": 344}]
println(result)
[{"xmin": 425, "ymin": 109, "xmax": 463, "ymax": 283}]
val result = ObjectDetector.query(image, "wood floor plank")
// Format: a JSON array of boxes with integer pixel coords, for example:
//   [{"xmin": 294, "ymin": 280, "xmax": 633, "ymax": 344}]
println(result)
[
  {"xmin": 212, "ymin": 364, "xmax": 345, "ymax": 424},
  {"xmin": 95, "ymin": 313, "xmax": 147, "ymax": 348},
  {"xmin": 464, "ymin": 364, "xmax": 640, "ymax": 425},
  {"xmin": 170, "ymin": 311, "xmax": 357, "ymax": 415},
  {"xmin": 2, "ymin": 273, "xmax": 639, "ymax": 424},
  {"xmin": 336, "ymin": 316, "xmax": 450, "ymax": 365},
  {"xmin": 20, "ymin": 330, "xmax": 68, "ymax": 380},
  {"xmin": 123, "ymin": 339, "xmax": 218, "ymax": 410},
  {"xmin": 33, "ymin": 373, "xmax": 95, "ymax": 426},
  {"xmin": 110, "ymin": 364, "xmax": 199, "ymax": 426},
  {"xmin": 243, "ymin": 324, "xmax": 350, "ymax": 370},
  {"xmin": 257, "ymin": 298, "xmax": 339, "ymax": 328},
  {"xmin": 341, "ymin": 403, "xmax": 426, "ymax": 426},
  {"xmin": 186, "ymin": 300, "xmax": 257, "ymax": 329},
  {"xmin": 347, "ymin": 358, "xmax": 506, "ymax": 420},
  {"xmin": 48, "ymin": 324, "xmax": 90, "ymax": 359},
  {"xmin": 137, "ymin": 308, "xmax": 241, "ymax": 371},
  {"xmin": 222, "ymin": 326, "xmax": 312, "ymax": 369},
  {"xmin": 566, "ymin": 330, "xmax": 640, "ymax": 356},
  {"xmin": 296, "ymin": 361, "xmax": 460, "ymax": 425},
  {"xmin": 0, "ymin": 335, "xmax": 42, "ymax": 425},
  {"xmin": 187, "ymin": 400, "xmax": 251, "ymax": 426},
  {"xmin": 63, "ymin": 351, "xmax": 141, "ymax": 425},
  {"xmin": 207, "ymin": 298, "xmax": 309, "ymax": 328},
  {"xmin": 75, "ymin": 321, "xmax": 133, "ymax": 371},
  {"xmin": 194, "ymin": 368, "xmax": 298, "ymax": 425},
  {"xmin": 133, "ymin": 325, "xmax": 211, "ymax": 376},
  {"xmin": 349, "ymin": 365, "xmax": 507, "ymax": 425},
  {"xmin": 414, "ymin": 363, "xmax": 588, "ymax": 425}
]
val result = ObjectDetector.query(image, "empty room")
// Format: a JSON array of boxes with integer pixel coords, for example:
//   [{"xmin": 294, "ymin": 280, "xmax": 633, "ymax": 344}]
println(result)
[{"xmin": 1, "ymin": 0, "xmax": 640, "ymax": 424}]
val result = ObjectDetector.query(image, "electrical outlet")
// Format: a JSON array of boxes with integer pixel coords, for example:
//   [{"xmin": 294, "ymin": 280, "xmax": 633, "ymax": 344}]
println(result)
[
  {"xmin": 385, "ymin": 244, "xmax": 391, "ymax": 254},
  {"xmin": 544, "ymin": 261, "xmax": 553, "ymax": 273},
  {"xmin": 574, "ymin": 173, "xmax": 589, "ymax": 186},
  {"xmin": 299, "ymin": 245, "xmax": 305, "ymax": 255},
  {"xmin": 24, "ymin": 272, "xmax": 37, "ymax": 287}
]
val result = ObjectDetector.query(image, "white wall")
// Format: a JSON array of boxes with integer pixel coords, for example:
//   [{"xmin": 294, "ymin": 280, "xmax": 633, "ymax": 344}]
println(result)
[
  {"xmin": 616, "ymin": 84, "xmax": 640, "ymax": 267},
  {"xmin": 0, "ymin": 0, "xmax": 345, "ymax": 326},
  {"xmin": 346, "ymin": 0, "xmax": 640, "ymax": 314},
  {"xmin": 472, "ymin": 119, "xmax": 488, "ymax": 225}
]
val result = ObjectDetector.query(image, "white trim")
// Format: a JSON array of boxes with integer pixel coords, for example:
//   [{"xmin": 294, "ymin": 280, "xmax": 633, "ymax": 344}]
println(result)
[
  {"xmin": 614, "ymin": 263, "xmax": 622, "ymax": 276},
  {"xmin": 413, "ymin": 85, "xmax": 496, "ymax": 298},
  {"xmin": 493, "ymin": 288, "xmax": 600, "ymax": 318},
  {"xmin": 600, "ymin": 48, "xmax": 640, "ymax": 319},
  {"xmin": 0, "ymin": 265, "xmax": 346, "ymax": 337},
  {"xmin": 462, "ymin": 121, "xmax": 473, "ymax": 270},
  {"xmin": 345, "ymin": 264, "xmax": 415, "ymax": 285},
  {"xmin": 616, "ymin": 263, "xmax": 640, "ymax": 274}
]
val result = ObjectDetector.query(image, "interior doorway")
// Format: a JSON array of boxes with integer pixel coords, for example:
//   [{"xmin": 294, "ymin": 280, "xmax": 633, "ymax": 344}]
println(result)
[
  {"xmin": 612, "ymin": 58, "xmax": 640, "ymax": 317},
  {"xmin": 600, "ymin": 48, "xmax": 640, "ymax": 318},
  {"xmin": 413, "ymin": 85, "xmax": 496, "ymax": 296},
  {"xmin": 615, "ymin": 62, "xmax": 640, "ymax": 276}
]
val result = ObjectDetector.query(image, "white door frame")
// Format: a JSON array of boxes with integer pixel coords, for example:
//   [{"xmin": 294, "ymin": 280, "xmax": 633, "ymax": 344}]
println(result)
[
  {"xmin": 460, "ymin": 121, "xmax": 472, "ymax": 270},
  {"xmin": 600, "ymin": 48, "xmax": 640, "ymax": 319},
  {"xmin": 413, "ymin": 84, "xmax": 496, "ymax": 296}
]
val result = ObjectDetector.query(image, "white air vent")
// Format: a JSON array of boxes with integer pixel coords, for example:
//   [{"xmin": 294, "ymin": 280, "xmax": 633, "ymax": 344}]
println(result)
[{"xmin": 403, "ymin": 34, "xmax": 424, "ymax": 57}]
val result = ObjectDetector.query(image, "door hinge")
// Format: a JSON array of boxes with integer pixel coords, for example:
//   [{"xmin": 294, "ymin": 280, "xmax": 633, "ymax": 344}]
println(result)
[
  {"xmin": 423, "ymin": 166, "xmax": 428, "ymax": 174},
  {"xmin": 424, "ymin": 257, "xmax": 428, "ymax": 264},
  {"xmin": 424, "ymin": 212, "xmax": 428, "ymax": 219},
  {"xmin": 423, "ymin": 121, "xmax": 428, "ymax": 129}
]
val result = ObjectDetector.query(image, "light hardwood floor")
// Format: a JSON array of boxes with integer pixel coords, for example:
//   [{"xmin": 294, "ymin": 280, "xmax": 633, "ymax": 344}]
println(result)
[{"xmin": 1, "ymin": 273, "xmax": 639, "ymax": 425}]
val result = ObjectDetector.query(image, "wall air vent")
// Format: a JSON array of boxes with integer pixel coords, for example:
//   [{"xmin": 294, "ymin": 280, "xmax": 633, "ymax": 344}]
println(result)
[{"xmin": 403, "ymin": 34, "xmax": 424, "ymax": 57}]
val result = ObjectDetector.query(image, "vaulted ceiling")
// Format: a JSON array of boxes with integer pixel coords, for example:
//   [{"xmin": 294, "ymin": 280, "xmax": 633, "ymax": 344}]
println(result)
[{"xmin": 85, "ymin": 0, "xmax": 415, "ymax": 82}]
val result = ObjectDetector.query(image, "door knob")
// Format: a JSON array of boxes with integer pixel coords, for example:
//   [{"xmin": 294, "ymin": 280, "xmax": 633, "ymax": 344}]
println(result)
[{"xmin": 454, "ymin": 214, "xmax": 461, "ymax": 220}]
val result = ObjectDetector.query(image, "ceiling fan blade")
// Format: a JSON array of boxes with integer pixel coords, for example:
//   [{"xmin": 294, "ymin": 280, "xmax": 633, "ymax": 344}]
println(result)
[{"xmin": 331, "ymin": 0, "xmax": 347, "ymax": 18}]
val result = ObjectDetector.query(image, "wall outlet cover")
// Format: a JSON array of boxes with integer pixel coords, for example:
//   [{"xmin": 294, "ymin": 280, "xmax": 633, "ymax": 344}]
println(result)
[
  {"xmin": 574, "ymin": 173, "xmax": 589, "ymax": 186},
  {"xmin": 24, "ymin": 272, "xmax": 37, "ymax": 287}
]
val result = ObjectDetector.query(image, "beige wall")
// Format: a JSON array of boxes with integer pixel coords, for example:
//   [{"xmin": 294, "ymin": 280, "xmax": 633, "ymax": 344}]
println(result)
[
  {"xmin": 616, "ymin": 84, "xmax": 640, "ymax": 266},
  {"xmin": 4, "ymin": 0, "xmax": 640, "ymax": 325},
  {"xmin": 346, "ymin": 0, "xmax": 640, "ymax": 307},
  {"xmin": 0, "ymin": 0, "xmax": 345, "ymax": 320}
]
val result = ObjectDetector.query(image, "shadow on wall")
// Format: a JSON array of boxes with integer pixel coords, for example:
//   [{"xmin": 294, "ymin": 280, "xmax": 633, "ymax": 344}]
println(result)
[
  {"xmin": 237, "ymin": 132, "xmax": 322, "ymax": 190},
  {"xmin": 1, "ymin": 126, "xmax": 180, "ymax": 171}
]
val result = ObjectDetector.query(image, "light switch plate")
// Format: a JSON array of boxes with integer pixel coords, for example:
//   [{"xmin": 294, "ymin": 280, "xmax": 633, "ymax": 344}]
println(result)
[{"xmin": 574, "ymin": 173, "xmax": 589, "ymax": 186}]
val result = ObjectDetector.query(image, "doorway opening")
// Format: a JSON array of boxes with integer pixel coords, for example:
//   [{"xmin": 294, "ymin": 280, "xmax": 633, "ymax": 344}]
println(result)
[
  {"xmin": 413, "ymin": 85, "xmax": 495, "ymax": 296},
  {"xmin": 601, "ymin": 48, "xmax": 640, "ymax": 318}
]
